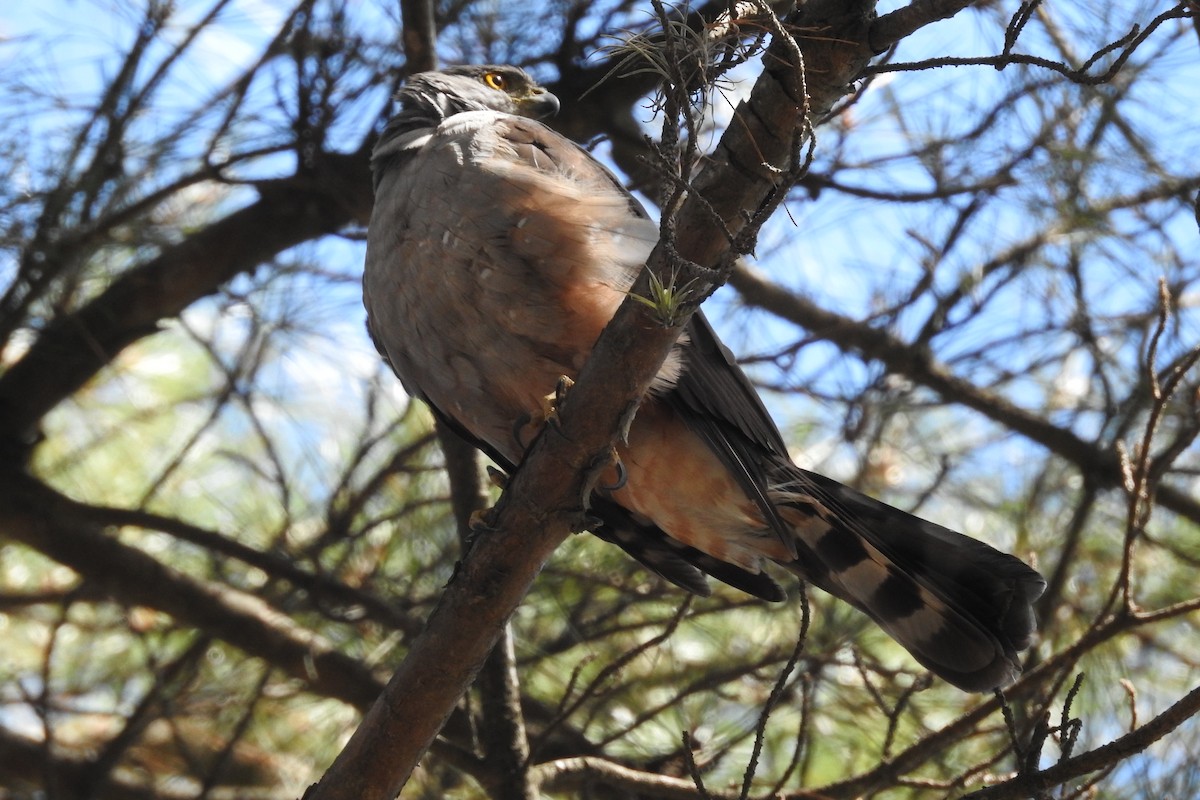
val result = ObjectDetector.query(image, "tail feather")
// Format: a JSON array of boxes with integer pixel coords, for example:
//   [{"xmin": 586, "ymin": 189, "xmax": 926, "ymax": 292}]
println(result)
[
  {"xmin": 774, "ymin": 467, "xmax": 1045, "ymax": 692},
  {"xmin": 589, "ymin": 496, "xmax": 788, "ymax": 601}
]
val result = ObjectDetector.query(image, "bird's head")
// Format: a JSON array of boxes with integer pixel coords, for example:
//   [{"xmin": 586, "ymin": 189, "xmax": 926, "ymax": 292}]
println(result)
[{"xmin": 396, "ymin": 65, "xmax": 560, "ymax": 122}]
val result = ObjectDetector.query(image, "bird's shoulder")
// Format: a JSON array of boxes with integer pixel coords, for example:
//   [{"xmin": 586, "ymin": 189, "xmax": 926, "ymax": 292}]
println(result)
[
  {"xmin": 376, "ymin": 108, "xmax": 639, "ymax": 210},
  {"xmin": 469, "ymin": 114, "xmax": 635, "ymax": 202}
]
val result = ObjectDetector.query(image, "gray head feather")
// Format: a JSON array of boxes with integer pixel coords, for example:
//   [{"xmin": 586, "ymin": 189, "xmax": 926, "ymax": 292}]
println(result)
[
  {"xmin": 372, "ymin": 65, "xmax": 560, "ymax": 188},
  {"xmin": 396, "ymin": 65, "xmax": 558, "ymax": 121}
]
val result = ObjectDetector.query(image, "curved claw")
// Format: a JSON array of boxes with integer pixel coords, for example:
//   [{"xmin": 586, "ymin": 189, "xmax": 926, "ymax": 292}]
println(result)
[
  {"xmin": 485, "ymin": 465, "xmax": 509, "ymax": 490},
  {"xmin": 512, "ymin": 377, "xmax": 576, "ymax": 451},
  {"xmin": 599, "ymin": 454, "xmax": 627, "ymax": 492},
  {"xmin": 511, "ymin": 411, "xmax": 533, "ymax": 450}
]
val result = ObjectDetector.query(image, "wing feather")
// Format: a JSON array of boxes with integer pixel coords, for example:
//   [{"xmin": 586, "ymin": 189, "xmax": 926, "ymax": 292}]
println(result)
[{"xmin": 664, "ymin": 314, "xmax": 797, "ymax": 556}]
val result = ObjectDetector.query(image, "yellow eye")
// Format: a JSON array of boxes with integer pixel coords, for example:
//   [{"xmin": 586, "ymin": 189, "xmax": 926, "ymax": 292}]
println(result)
[{"xmin": 483, "ymin": 71, "xmax": 508, "ymax": 91}]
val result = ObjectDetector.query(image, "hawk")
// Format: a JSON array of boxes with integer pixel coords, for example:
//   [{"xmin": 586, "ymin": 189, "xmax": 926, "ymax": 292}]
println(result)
[{"xmin": 364, "ymin": 65, "xmax": 1045, "ymax": 691}]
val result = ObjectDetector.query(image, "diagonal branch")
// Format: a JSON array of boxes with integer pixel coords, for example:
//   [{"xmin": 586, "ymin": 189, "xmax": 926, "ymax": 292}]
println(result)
[
  {"xmin": 436, "ymin": 420, "xmax": 536, "ymax": 799},
  {"xmin": 0, "ymin": 150, "xmax": 372, "ymax": 452},
  {"xmin": 869, "ymin": 0, "xmax": 978, "ymax": 53},
  {"xmin": 537, "ymin": 755, "xmax": 834, "ymax": 800},
  {"xmin": 0, "ymin": 468, "xmax": 384, "ymax": 712},
  {"xmin": 961, "ymin": 684, "xmax": 1200, "ymax": 800}
]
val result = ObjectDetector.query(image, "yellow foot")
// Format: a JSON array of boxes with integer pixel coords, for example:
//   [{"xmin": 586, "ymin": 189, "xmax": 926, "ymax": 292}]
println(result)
[
  {"xmin": 513, "ymin": 376, "xmax": 575, "ymax": 449},
  {"xmin": 468, "ymin": 507, "xmax": 499, "ymax": 532}
]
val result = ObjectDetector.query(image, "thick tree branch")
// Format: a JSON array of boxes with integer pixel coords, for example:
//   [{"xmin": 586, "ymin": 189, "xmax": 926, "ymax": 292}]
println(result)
[
  {"xmin": 869, "ymin": 0, "xmax": 978, "ymax": 53},
  {"xmin": 0, "ymin": 468, "xmax": 384, "ymax": 712},
  {"xmin": 437, "ymin": 420, "xmax": 492, "ymax": 548},
  {"xmin": 550, "ymin": 0, "xmax": 811, "ymax": 197},
  {"xmin": 478, "ymin": 627, "xmax": 535, "ymax": 800},
  {"xmin": 400, "ymin": 0, "xmax": 438, "ymax": 73},
  {"xmin": 435, "ymin": 421, "xmax": 536, "ymax": 798},
  {"xmin": 0, "ymin": 150, "xmax": 372, "ymax": 452}
]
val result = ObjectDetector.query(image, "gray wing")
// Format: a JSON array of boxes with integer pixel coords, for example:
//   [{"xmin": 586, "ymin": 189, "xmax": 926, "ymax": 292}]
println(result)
[
  {"xmin": 674, "ymin": 313, "xmax": 789, "ymax": 457},
  {"xmin": 667, "ymin": 312, "xmax": 798, "ymax": 552}
]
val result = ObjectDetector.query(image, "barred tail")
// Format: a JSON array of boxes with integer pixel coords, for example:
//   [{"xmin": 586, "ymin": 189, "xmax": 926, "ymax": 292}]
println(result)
[{"xmin": 774, "ymin": 468, "xmax": 1045, "ymax": 692}]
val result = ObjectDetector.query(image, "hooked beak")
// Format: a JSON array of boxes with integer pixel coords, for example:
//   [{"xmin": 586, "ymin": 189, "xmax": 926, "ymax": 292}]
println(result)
[{"xmin": 520, "ymin": 88, "xmax": 560, "ymax": 120}]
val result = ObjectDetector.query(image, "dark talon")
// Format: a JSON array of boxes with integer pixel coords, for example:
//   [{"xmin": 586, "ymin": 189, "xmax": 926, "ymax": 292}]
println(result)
[
  {"xmin": 485, "ymin": 465, "xmax": 509, "ymax": 489},
  {"xmin": 599, "ymin": 455, "xmax": 627, "ymax": 492},
  {"xmin": 542, "ymin": 376, "xmax": 575, "ymax": 430},
  {"xmin": 512, "ymin": 411, "xmax": 533, "ymax": 449}
]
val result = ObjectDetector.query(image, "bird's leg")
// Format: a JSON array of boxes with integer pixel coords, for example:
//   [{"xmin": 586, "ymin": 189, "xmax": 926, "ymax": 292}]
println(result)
[
  {"xmin": 467, "ymin": 506, "xmax": 499, "ymax": 535},
  {"xmin": 505, "ymin": 377, "xmax": 623, "ymax": 534},
  {"xmin": 545, "ymin": 375, "xmax": 574, "ymax": 425},
  {"xmin": 460, "ymin": 469, "xmax": 510, "ymax": 540},
  {"xmin": 512, "ymin": 376, "xmax": 576, "ymax": 449}
]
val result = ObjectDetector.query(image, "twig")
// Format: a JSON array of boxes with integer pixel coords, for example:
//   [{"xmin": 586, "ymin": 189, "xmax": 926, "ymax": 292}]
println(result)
[
  {"xmin": 961, "ymin": 684, "xmax": 1200, "ymax": 799},
  {"xmin": 868, "ymin": 4, "xmax": 1191, "ymax": 85},
  {"xmin": 739, "ymin": 591, "xmax": 810, "ymax": 799}
]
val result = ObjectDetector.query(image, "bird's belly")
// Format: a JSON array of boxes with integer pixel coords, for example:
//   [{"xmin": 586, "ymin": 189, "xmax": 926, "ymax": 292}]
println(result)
[
  {"xmin": 373, "ymin": 241, "xmax": 620, "ymax": 463},
  {"xmin": 366, "ymin": 137, "xmax": 662, "ymax": 462},
  {"xmin": 611, "ymin": 403, "xmax": 793, "ymax": 570}
]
